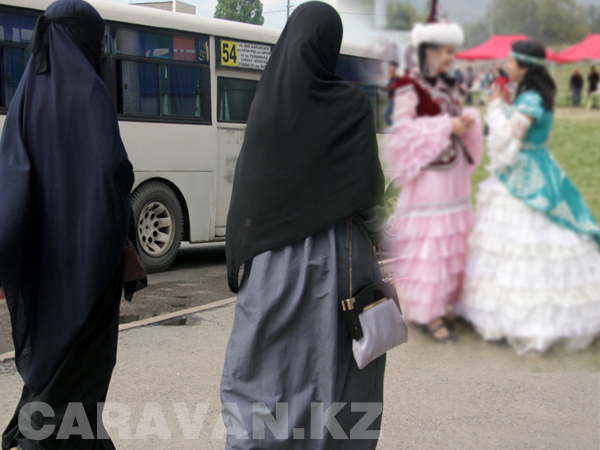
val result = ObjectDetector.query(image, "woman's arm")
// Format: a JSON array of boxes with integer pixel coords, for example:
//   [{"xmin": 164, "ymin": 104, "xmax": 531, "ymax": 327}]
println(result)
[
  {"xmin": 382, "ymin": 86, "xmax": 454, "ymax": 186},
  {"xmin": 460, "ymin": 108, "xmax": 485, "ymax": 173},
  {"xmin": 358, "ymin": 202, "xmax": 387, "ymax": 245},
  {"xmin": 486, "ymin": 98, "xmax": 533, "ymax": 171}
]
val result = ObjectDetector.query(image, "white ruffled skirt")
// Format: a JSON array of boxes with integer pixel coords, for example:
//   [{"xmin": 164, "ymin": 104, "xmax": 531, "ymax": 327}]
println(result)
[{"xmin": 456, "ymin": 176, "xmax": 600, "ymax": 356}]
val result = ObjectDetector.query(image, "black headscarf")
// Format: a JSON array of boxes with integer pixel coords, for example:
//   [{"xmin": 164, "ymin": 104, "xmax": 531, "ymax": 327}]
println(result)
[
  {"xmin": 226, "ymin": 1, "xmax": 384, "ymax": 292},
  {"xmin": 0, "ymin": 0, "xmax": 134, "ymax": 393},
  {"xmin": 27, "ymin": 2, "xmax": 105, "ymax": 76}
]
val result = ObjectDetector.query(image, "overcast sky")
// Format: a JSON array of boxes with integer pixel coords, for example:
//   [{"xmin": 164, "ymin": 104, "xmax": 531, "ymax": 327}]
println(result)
[{"xmin": 104, "ymin": 0, "xmax": 379, "ymax": 43}]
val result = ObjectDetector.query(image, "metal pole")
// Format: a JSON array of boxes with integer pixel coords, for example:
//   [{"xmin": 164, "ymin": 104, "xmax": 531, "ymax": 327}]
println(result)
[
  {"xmin": 287, "ymin": 0, "xmax": 290, "ymax": 20},
  {"xmin": 172, "ymin": 0, "xmax": 176, "ymax": 12}
]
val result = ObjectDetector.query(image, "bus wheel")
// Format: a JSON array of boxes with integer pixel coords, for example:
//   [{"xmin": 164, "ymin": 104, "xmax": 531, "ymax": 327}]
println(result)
[{"xmin": 132, "ymin": 181, "xmax": 184, "ymax": 273}]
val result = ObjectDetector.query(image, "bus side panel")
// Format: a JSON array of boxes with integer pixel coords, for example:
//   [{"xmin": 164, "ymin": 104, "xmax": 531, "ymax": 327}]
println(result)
[
  {"xmin": 215, "ymin": 125, "xmax": 245, "ymax": 236},
  {"xmin": 119, "ymin": 121, "xmax": 216, "ymax": 172},
  {"xmin": 133, "ymin": 171, "xmax": 213, "ymax": 243}
]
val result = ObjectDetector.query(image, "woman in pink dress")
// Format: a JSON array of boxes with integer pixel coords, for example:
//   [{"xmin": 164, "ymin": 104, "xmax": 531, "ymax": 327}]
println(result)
[{"xmin": 383, "ymin": 0, "xmax": 484, "ymax": 342}]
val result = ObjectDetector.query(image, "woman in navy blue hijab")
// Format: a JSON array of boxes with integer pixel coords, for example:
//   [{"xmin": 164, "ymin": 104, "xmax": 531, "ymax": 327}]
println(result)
[{"xmin": 0, "ymin": 0, "xmax": 134, "ymax": 448}]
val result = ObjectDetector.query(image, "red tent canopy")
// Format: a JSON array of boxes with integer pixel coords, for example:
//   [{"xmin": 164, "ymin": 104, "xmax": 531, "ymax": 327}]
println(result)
[
  {"xmin": 558, "ymin": 34, "xmax": 600, "ymax": 62},
  {"xmin": 456, "ymin": 34, "xmax": 563, "ymax": 62}
]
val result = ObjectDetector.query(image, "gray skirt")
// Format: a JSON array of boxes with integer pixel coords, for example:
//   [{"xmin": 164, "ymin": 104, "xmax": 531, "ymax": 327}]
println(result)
[{"xmin": 221, "ymin": 219, "xmax": 386, "ymax": 449}]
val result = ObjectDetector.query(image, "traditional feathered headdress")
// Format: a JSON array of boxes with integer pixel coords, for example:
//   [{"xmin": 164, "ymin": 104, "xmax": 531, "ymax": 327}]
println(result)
[{"xmin": 411, "ymin": 0, "xmax": 464, "ymax": 47}]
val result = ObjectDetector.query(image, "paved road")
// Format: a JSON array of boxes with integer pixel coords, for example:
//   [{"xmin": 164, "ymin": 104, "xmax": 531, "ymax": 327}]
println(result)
[
  {"xmin": 1, "ymin": 304, "xmax": 598, "ymax": 449},
  {"xmin": 0, "ymin": 243, "xmax": 230, "ymax": 355}
]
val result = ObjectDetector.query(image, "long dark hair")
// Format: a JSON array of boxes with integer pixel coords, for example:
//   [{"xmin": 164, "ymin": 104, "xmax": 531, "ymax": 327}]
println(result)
[
  {"xmin": 512, "ymin": 40, "xmax": 556, "ymax": 111},
  {"xmin": 417, "ymin": 43, "xmax": 456, "ymax": 87}
]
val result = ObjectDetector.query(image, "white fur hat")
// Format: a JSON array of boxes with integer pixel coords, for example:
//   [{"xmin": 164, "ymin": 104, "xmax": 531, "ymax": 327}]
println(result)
[{"xmin": 411, "ymin": 0, "xmax": 464, "ymax": 48}]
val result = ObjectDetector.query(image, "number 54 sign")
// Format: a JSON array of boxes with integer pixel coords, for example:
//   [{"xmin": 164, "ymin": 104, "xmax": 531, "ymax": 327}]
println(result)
[{"xmin": 221, "ymin": 40, "xmax": 238, "ymax": 67}]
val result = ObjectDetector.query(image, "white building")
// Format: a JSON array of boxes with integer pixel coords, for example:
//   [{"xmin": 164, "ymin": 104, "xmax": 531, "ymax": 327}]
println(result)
[{"xmin": 133, "ymin": 0, "xmax": 196, "ymax": 15}]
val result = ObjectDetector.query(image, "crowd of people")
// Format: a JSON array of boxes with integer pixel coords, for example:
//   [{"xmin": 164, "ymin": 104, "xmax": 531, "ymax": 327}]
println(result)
[{"xmin": 0, "ymin": 0, "xmax": 599, "ymax": 448}]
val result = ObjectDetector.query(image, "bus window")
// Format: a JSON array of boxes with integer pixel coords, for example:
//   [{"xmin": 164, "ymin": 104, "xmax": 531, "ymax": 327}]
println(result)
[
  {"xmin": 113, "ymin": 25, "xmax": 211, "ymax": 122},
  {"xmin": 0, "ymin": 12, "xmax": 36, "ymax": 44},
  {"xmin": 118, "ymin": 60, "xmax": 209, "ymax": 120},
  {"xmin": 2, "ymin": 46, "xmax": 28, "ymax": 107},
  {"xmin": 119, "ymin": 60, "xmax": 160, "ymax": 115},
  {"xmin": 0, "ymin": 10, "xmax": 37, "ymax": 108},
  {"xmin": 336, "ymin": 55, "xmax": 387, "ymax": 132},
  {"xmin": 217, "ymin": 77, "xmax": 258, "ymax": 123},
  {"xmin": 160, "ymin": 64, "xmax": 203, "ymax": 117},
  {"xmin": 336, "ymin": 56, "xmax": 386, "ymax": 85},
  {"xmin": 114, "ymin": 27, "xmax": 210, "ymax": 65}
]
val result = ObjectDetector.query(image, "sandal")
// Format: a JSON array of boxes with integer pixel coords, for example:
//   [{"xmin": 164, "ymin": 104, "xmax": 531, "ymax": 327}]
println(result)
[
  {"xmin": 443, "ymin": 317, "xmax": 457, "ymax": 332},
  {"xmin": 423, "ymin": 322, "xmax": 458, "ymax": 344}
]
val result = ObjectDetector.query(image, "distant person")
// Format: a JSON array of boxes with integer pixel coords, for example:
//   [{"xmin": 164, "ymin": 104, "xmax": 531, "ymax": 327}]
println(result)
[
  {"xmin": 465, "ymin": 66, "xmax": 474, "ymax": 104},
  {"xmin": 479, "ymin": 72, "xmax": 487, "ymax": 90},
  {"xmin": 0, "ymin": 0, "xmax": 144, "ymax": 448},
  {"xmin": 222, "ymin": 3, "xmax": 387, "ymax": 448},
  {"xmin": 570, "ymin": 69, "xmax": 584, "ymax": 106},
  {"xmin": 486, "ymin": 69, "xmax": 496, "ymax": 87},
  {"xmin": 588, "ymin": 66, "xmax": 599, "ymax": 95},
  {"xmin": 455, "ymin": 68, "xmax": 464, "ymax": 86},
  {"xmin": 385, "ymin": 61, "xmax": 401, "ymax": 126}
]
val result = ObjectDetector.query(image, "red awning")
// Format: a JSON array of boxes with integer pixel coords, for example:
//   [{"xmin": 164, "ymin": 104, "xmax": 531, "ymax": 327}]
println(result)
[
  {"xmin": 456, "ymin": 35, "xmax": 563, "ymax": 62},
  {"xmin": 557, "ymin": 34, "xmax": 600, "ymax": 62}
]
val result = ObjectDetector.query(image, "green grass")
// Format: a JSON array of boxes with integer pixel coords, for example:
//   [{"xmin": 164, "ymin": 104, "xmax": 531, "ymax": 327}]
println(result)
[
  {"xmin": 470, "ymin": 110, "xmax": 600, "ymax": 218},
  {"xmin": 549, "ymin": 116, "xmax": 600, "ymax": 218},
  {"xmin": 385, "ymin": 108, "xmax": 600, "ymax": 221}
]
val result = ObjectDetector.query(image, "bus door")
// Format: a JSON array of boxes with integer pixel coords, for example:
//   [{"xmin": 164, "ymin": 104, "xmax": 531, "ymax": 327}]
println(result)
[{"xmin": 214, "ymin": 75, "xmax": 260, "ymax": 237}]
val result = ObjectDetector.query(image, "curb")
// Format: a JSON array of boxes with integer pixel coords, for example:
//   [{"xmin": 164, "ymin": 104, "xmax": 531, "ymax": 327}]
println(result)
[
  {"xmin": 118, "ymin": 296, "xmax": 237, "ymax": 330},
  {"xmin": 0, "ymin": 296, "xmax": 237, "ymax": 364}
]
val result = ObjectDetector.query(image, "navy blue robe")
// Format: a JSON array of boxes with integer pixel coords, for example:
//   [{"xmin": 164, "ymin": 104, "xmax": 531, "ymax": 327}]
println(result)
[{"xmin": 0, "ymin": 0, "xmax": 134, "ymax": 394}]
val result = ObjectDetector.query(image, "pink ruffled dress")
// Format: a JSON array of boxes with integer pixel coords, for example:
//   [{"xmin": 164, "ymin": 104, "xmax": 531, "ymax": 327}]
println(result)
[{"xmin": 383, "ymin": 76, "xmax": 484, "ymax": 324}]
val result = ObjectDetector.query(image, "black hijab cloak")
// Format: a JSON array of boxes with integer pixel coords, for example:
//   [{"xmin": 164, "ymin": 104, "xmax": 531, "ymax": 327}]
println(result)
[
  {"xmin": 0, "ymin": 0, "xmax": 134, "ymax": 393},
  {"xmin": 226, "ymin": 1, "xmax": 384, "ymax": 292}
]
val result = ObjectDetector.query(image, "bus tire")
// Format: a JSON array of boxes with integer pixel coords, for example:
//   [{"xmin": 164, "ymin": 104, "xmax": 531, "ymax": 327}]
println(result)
[{"xmin": 131, "ymin": 181, "xmax": 184, "ymax": 274}]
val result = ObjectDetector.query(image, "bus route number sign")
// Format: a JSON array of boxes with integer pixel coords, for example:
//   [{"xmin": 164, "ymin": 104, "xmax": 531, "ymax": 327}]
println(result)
[
  {"xmin": 220, "ymin": 40, "xmax": 271, "ymax": 70},
  {"xmin": 221, "ymin": 40, "xmax": 238, "ymax": 67}
]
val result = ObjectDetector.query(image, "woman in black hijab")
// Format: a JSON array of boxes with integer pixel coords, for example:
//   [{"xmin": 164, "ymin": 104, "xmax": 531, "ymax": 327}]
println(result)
[
  {"xmin": 221, "ymin": 2, "xmax": 386, "ymax": 448},
  {"xmin": 0, "ymin": 0, "xmax": 135, "ymax": 448}
]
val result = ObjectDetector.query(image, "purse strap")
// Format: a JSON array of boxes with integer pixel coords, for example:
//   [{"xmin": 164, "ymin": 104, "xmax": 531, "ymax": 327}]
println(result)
[{"xmin": 349, "ymin": 217, "xmax": 353, "ymax": 297}]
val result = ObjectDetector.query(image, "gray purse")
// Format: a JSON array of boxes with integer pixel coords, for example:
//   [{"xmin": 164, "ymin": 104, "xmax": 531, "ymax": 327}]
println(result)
[{"xmin": 341, "ymin": 218, "xmax": 409, "ymax": 369}]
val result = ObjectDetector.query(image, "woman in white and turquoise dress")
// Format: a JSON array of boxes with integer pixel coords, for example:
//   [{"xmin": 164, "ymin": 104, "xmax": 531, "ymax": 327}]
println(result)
[{"xmin": 457, "ymin": 40, "xmax": 600, "ymax": 356}]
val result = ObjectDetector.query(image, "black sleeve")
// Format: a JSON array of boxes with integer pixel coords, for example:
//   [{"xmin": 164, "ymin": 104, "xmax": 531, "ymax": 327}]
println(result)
[{"xmin": 358, "ymin": 201, "xmax": 388, "ymax": 246}]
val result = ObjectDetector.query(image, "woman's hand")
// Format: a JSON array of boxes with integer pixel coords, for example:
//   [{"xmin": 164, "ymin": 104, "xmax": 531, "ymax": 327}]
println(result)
[
  {"xmin": 451, "ymin": 117, "xmax": 468, "ymax": 137},
  {"xmin": 461, "ymin": 114, "xmax": 475, "ymax": 130}
]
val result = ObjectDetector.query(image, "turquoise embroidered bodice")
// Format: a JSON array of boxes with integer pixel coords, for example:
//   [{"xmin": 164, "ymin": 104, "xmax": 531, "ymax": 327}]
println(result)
[
  {"xmin": 514, "ymin": 91, "xmax": 554, "ymax": 150},
  {"xmin": 496, "ymin": 90, "xmax": 600, "ymax": 244}
]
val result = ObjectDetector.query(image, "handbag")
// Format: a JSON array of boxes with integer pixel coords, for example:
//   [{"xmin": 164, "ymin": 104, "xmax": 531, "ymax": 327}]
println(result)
[
  {"xmin": 341, "ymin": 218, "xmax": 408, "ymax": 369},
  {"xmin": 124, "ymin": 239, "xmax": 147, "ymax": 282}
]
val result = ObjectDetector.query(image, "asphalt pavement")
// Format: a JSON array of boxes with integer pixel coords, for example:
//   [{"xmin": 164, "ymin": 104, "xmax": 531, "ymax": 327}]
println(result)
[
  {"xmin": 1, "ymin": 241, "xmax": 599, "ymax": 448},
  {"xmin": 0, "ymin": 300, "xmax": 598, "ymax": 449},
  {"xmin": 0, "ymin": 242, "xmax": 231, "ymax": 355}
]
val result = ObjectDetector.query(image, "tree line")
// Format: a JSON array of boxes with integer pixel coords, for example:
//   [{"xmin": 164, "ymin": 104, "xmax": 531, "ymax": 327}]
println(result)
[
  {"xmin": 386, "ymin": 0, "xmax": 600, "ymax": 48},
  {"xmin": 214, "ymin": 0, "xmax": 265, "ymax": 25}
]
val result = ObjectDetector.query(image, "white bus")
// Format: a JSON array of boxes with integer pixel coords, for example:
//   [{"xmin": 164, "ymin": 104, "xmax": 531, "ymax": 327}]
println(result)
[{"xmin": 0, "ymin": 0, "xmax": 387, "ymax": 272}]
